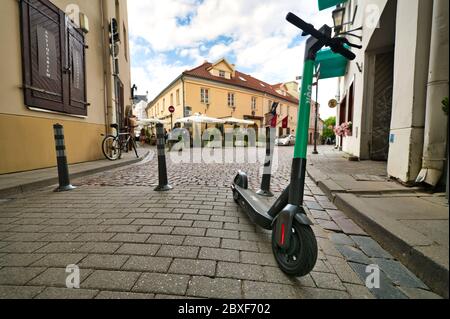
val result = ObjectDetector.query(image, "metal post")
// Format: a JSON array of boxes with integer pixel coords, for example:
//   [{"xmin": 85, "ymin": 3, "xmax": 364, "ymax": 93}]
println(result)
[
  {"xmin": 154, "ymin": 123, "xmax": 173, "ymax": 192},
  {"xmin": 53, "ymin": 124, "xmax": 76, "ymax": 192},
  {"xmin": 313, "ymin": 77, "xmax": 319, "ymax": 155},
  {"xmin": 257, "ymin": 127, "xmax": 274, "ymax": 197}
]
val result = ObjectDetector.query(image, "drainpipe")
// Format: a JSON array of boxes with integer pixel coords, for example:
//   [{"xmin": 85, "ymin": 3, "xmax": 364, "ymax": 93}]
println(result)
[
  {"xmin": 101, "ymin": 0, "xmax": 114, "ymax": 134},
  {"xmin": 416, "ymin": 0, "xmax": 449, "ymax": 187}
]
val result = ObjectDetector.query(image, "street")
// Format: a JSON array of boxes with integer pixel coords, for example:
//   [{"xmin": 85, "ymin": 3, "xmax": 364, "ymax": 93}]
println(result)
[{"xmin": 0, "ymin": 146, "xmax": 439, "ymax": 299}]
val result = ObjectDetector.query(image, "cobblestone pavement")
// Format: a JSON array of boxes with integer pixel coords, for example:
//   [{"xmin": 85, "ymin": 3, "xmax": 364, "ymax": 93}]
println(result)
[{"xmin": 0, "ymin": 147, "xmax": 442, "ymax": 299}]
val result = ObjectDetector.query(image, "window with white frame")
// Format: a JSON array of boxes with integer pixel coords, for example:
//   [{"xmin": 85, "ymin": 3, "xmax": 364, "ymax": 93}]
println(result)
[
  {"xmin": 201, "ymin": 88, "xmax": 209, "ymax": 104},
  {"xmin": 219, "ymin": 70, "xmax": 226, "ymax": 78},
  {"xmin": 228, "ymin": 93, "xmax": 235, "ymax": 108},
  {"xmin": 251, "ymin": 97, "xmax": 257, "ymax": 110}
]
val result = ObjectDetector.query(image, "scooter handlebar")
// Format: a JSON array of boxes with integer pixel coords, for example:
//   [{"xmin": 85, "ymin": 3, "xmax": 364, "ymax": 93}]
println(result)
[{"xmin": 286, "ymin": 12, "xmax": 357, "ymax": 61}]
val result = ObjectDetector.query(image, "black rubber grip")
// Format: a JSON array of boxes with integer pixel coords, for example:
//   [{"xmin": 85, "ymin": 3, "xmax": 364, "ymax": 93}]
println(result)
[
  {"xmin": 286, "ymin": 12, "xmax": 326, "ymax": 41},
  {"xmin": 331, "ymin": 46, "xmax": 356, "ymax": 60}
]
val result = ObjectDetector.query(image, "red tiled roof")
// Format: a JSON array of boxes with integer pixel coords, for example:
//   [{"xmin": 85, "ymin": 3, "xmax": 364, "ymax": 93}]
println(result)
[{"xmin": 183, "ymin": 62, "xmax": 299, "ymax": 105}]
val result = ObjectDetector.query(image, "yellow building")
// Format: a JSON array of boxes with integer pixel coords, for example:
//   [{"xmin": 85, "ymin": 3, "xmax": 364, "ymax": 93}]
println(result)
[
  {"xmin": 0, "ymin": 0, "xmax": 132, "ymax": 174},
  {"xmin": 147, "ymin": 58, "xmax": 300, "ymax": 136}
]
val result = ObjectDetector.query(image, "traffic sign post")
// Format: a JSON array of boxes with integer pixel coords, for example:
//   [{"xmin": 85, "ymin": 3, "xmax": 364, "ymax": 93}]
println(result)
[{"xmin": 169, "ymin": 106, "xmax": 175, "ymax": 129}]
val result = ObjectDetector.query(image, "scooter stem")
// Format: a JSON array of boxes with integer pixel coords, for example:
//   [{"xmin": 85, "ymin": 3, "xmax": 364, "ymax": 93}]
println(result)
[{"xmin": 289, "ymin": 59, "xmax": 315, "ymax": 206}]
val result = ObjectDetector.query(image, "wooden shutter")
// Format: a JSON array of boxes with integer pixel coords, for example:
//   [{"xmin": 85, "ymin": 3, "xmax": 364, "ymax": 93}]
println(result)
[
  {"xmin": 66, "ymin": 19, "xmax": 87, "ymax": 115},
  {"xmin": 20, "ymin": 0, "xmax": 88, "ymax": 116},
  {"xmin": 20, "ymin": 0, "xmax": 66, "ymax": 112}
]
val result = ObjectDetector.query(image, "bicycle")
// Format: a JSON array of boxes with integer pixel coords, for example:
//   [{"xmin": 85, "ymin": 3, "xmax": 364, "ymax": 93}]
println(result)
[{"xmin": 102, "ymin": 124, "xmax": 139, "ymax": 161}]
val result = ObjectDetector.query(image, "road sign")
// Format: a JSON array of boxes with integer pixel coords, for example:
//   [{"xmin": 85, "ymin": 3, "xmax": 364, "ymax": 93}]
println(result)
[{"xmin": 169, "ymin": 106, "xmax": 175, "ymax": 113}]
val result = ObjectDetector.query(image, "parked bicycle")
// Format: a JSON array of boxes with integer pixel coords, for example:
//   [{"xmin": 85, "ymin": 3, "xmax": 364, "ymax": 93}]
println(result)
[{"xmin": 102, "ymin": 124, "xmax": 139, "ymax": 161}]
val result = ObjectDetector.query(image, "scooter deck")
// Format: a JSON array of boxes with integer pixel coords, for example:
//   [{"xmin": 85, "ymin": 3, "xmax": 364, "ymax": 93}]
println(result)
[{"xmin": 233, "ymin": 185, "xmax": 273, "ymax": 230}]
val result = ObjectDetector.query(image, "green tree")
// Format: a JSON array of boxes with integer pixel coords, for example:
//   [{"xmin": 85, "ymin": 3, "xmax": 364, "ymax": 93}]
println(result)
[{"xmin": 322, "ymin": 116, "xmax": 336, "ymax": 139}]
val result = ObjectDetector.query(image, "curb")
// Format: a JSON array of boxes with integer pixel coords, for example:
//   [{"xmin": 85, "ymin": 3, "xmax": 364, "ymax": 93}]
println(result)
[
  {"xmin": 0, "ymin": 151, "xmax": 150, "ymax": 198},
  {"xmin": 307, "ymin": 166, "xmax": 449, "ymax": 299}
]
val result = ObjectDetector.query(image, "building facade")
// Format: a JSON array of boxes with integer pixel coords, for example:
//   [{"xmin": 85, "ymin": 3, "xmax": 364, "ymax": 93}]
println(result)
[
  {"xmin": 147, "ymin": 59, "xmax": 300, "ymax": 137},
  {"xmin": 0, "ymin": 0, "xmax": 132, "ymax": 174},
  {"xmin": 335, "ymin": 0, "xmax": 448, "ymax": 187}
]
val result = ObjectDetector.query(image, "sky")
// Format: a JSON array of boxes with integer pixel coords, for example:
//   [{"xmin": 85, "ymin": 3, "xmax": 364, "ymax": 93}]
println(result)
[{"xmin": 127, "ymin": 0, "xmax": 338, "ymax": 120}]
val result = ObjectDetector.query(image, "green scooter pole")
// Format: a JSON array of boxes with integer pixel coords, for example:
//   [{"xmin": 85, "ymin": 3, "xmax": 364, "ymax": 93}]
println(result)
[{"xmin": 288, "ymin": 59, "xmax": 315, "ymax": 206}]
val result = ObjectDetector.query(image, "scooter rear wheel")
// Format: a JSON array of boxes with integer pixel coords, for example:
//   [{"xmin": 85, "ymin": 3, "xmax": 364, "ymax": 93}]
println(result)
[{"xmin": 272, "ymin": 220, "xmax": 318, "ymax": 277}]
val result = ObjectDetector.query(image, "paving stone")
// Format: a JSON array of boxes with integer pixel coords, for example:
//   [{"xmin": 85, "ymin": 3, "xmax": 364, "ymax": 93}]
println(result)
[
  {"xmin": 187, "ymin": 276, "xmax": 242, "ymax": 299},
  {"xmin": 169, "ymin": 259, "xmax": 216, "ymax": 277},
  {"xmin": 0, "ymin": 267, "xmax": 46, "ymax": 285},
  {"xmin": 0, "ymin": 285, "xmax": 44, "ymax": 299},
  {"xmin": 217, "ymin": 262, "xmax": 264, "ymax": 281},
  {"xmin": 157, "ymin": 245, "xmax": 199, "ymax": 259},
  {"xmin": 206, "ymin": 229, "xmax": 239, "ymax": 239},
  {"xmin": 35, "ymin": 287, "xmax": 99, "ymax": 299},
  {"xmin": 193, "ymin": 221, "xmax": 223, "ymax": 229},
  {"xmin": 77, "ymin": 242, "xmax": 121, "ymax": 254},
  {"xmin": 240, "ymin": 252, "xmax": 277, "ymax": 267},
  {"xmin": 182, "ymin": 214, "xmax": 210, "ymax": 221},
  {"xmin": 163, "ymin": 220, "xmax": 194, "ymax": 227},
  {"xmin": 116, "ymin": 243, "xmax": 160, "ymax": 256},
  {"xmin": 350, "ymin": 236, "xmax": 393, "ymax": 259},
  {"xmin": 295, "ymin": 274, "xmax": 317, "ymax": 288},
  {"xmin": 298, "ymin": 287, "xmax": 351, "ymax": 299},
  {"xmin": 79, "ymin": 254, "xmax": 129, "ymax": 270},
  {"xmin": 110, "ymin": 233, "xmax": 150, "ymax": 243},
  {"xmin": 75, "ymin": 233, "xmax": 115, "ymax": 242},
  {"xmin": 29, "ymin": 268, "xmax": 94, "ymax": 287},
  {"xmin": 334, "ymin": 218, "xmax": 367, "ymax": 236},
  {"xmin": 0, "ymin": 242, "xmax": 47, "ymax": 254},
  {"xmin": 318, "ymin": 200, "xmax": 337, "ymax": 210},
  {"xmin": 31, "ymin": 253, "xmax": 86, "ymax": 268},
  {"xmin": 398, "ymin": 287, "xmax": 443, "ymax": 299},
  {"xmin": 122, "ymin": 256, "xmax": 172, "ymax": 273},
  {"xmin": 140, "ymin": 226, "xmax": 174, "ymax": 235},
  {"xmin": 316, "ymin": 220, "xmax": 342, "ymax": 232},
  {"xmin": 327, "ymin": 210, "xmax": 349, "ymax": 220},
  {"xmin": 305, "ymin": 201, "xmax": 324, "ymax": 211},
  {"xmin": 223, "ymin": 223, "xmax": 255, "ymax": 232},
  {"xmin": 311, "ymin": 272, "xmax": 346, "ymax": 291},
  {"xmin": 133, "ymin": 273, "xmax": 189, "ymax": 296},
  {"xmin": 221, "ymin": 239, "xmax": 259, "ymax": 252},
  {"xmin": 147, "ymin": 235, "xmax": 185, "ymax": 245},
  {"xmin": 335, "ymin": 245, "xmax": 372, "ymax": 265},
  {"xmin": 106, "ymin": 225, "xmax": 142, "ymax": 233},
  {"xmin": 0, "ymin": 253, "xmax": 46, "ymax": 267},
  {"xmin": 172, "ymin": 227, "xmax": 206, "ymax": 236},
  {"xmin": 317, "ymin": 238, "xmax": 343, "ymax": 257},
  {"xmin": 132, "ymin": 219, "xmax": 164, "ymax": 226},
  {"xmin": 329, "ymin": 233, "xmax": 356, "ymax": 247},
  {"xmin": 243, "ymin": 281, "xmax": 299, "ymax": 299},
  {"xmin": 37, "ymin": 242, "xmax": 85, "ymax": 254},
  {"xmin": 210, "ymin": 216, "xmax": 239, "ymax": 223},
  {"xmin": 326, "ymin": 256, "xmax": 363, "ymax": 285},
  {"xmin": 199, "ymin": 248, "xmax": 239, "ymax": 262},
  {"xmin": 348, "ymin": 262, "xmax": 408, "ymax": 299},
  {"xmin": 344, "ymin": 283, "xmax": 375, "ymax": 299},
  {"xmin": 95, "ymin": 291, "xmax": 154, "ymax": 299},
  {"xmin": 310, "ymin": 210, "xmax": 332, "ymax": 221},
  {"xmin": 82, "ymin": 270, "xmax": 141, "ymax": 291},
  {"xmin": 183, "ymin": 236, "xmax": 221, "ymax": 248},
  {"xmin": 372, "ymin": 258, "xmax": 428, "ymax": 289},
  {"xmin": 313, "ymin": 260, "xmax": 334, "ymax": 273}
]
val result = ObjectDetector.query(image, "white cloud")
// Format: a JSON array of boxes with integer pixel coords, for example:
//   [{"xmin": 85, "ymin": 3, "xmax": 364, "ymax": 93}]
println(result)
[{"xmin": 127, "ymin": 0, "xmax": 337, "ymax": 118}]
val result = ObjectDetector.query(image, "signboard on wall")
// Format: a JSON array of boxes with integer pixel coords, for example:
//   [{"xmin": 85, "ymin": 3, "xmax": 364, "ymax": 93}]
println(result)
[{"xmin": 37, "ymin": 25, "xmax": 57, "ymax": 80}]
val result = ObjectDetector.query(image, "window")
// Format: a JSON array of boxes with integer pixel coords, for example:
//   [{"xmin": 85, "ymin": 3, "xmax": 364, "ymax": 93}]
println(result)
[
  {"xmin": 170, "ymin": 93, "xmax": 174, "ymax": 106},
  {"xmin": 348, "ymin": 83, "xmax": 354, "ymax": 124},
  {"xmin": 20, "ymin": 0, "xmax": 88, "ymax": 116},
  {"xmin": 228, "ymin": 93, "xmax": 235, "ymax": 108},
  {"xmin": 176, "ymin": 89, "xmax": 180, "ymax": 105},
  {"xmin": 251, "ymin": 97, "xmax": 257, "ymax": 110},
  {"xmin": 219, "ymin": 70, "xmax": 226, "ymax": 78},
  {"xmin": 201, "ymin": 88, "xmax": 209, "ymax": 104}
]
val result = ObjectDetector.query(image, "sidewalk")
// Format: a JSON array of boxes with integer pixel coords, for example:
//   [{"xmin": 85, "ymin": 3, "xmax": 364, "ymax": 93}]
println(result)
[
  {"xmin": 306, "ymin": 146, "xmax": 449, "ymax": 298},
  {"xmin": 0, "ymin": 147, "xmax": 152, "ymax": 198}
]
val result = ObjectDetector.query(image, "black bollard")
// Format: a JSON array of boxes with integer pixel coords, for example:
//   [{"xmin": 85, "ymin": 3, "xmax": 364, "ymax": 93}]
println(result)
[
  {"xmin": 53, "ymin": 124, "xmax": 76, "ymax": 192},
  {"xmin": 257, "ymin": 126, "xmax": 274, "ymax": 197},
  {"xmin": 154, "ymin": 123, "xmax": 173, "ymax": 192}
]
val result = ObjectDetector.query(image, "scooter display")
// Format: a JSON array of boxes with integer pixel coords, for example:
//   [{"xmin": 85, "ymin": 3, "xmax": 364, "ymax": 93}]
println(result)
[{"xmin": 232, "ymin": 12, "xmax": 360, "ymax": 276}]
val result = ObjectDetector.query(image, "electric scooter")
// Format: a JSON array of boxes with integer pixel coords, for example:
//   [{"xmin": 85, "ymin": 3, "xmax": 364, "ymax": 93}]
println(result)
[{"xmin": 232, "ymin": 12, "xmax": 360, "ymax": 276}]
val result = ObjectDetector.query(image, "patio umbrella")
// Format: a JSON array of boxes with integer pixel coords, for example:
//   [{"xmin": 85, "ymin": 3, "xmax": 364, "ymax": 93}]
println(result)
[
  {"xmin": 223, "ymin": 117, "xmax": 255, "ymax": 125},
  {"xmin": 175, "ymin": 113, "xmax": 225, "ymax": 124}
]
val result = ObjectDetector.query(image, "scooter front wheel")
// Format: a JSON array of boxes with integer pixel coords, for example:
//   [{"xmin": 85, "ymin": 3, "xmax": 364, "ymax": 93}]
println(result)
[{"xmin": 272, "ymin": 220, "xmax": 318, "ymax": 277}]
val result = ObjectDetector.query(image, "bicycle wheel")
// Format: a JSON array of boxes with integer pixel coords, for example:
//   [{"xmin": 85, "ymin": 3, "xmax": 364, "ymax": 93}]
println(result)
[{"xmin": 102, "ymin": 136, "xmax": 121, "ymax": 161}]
